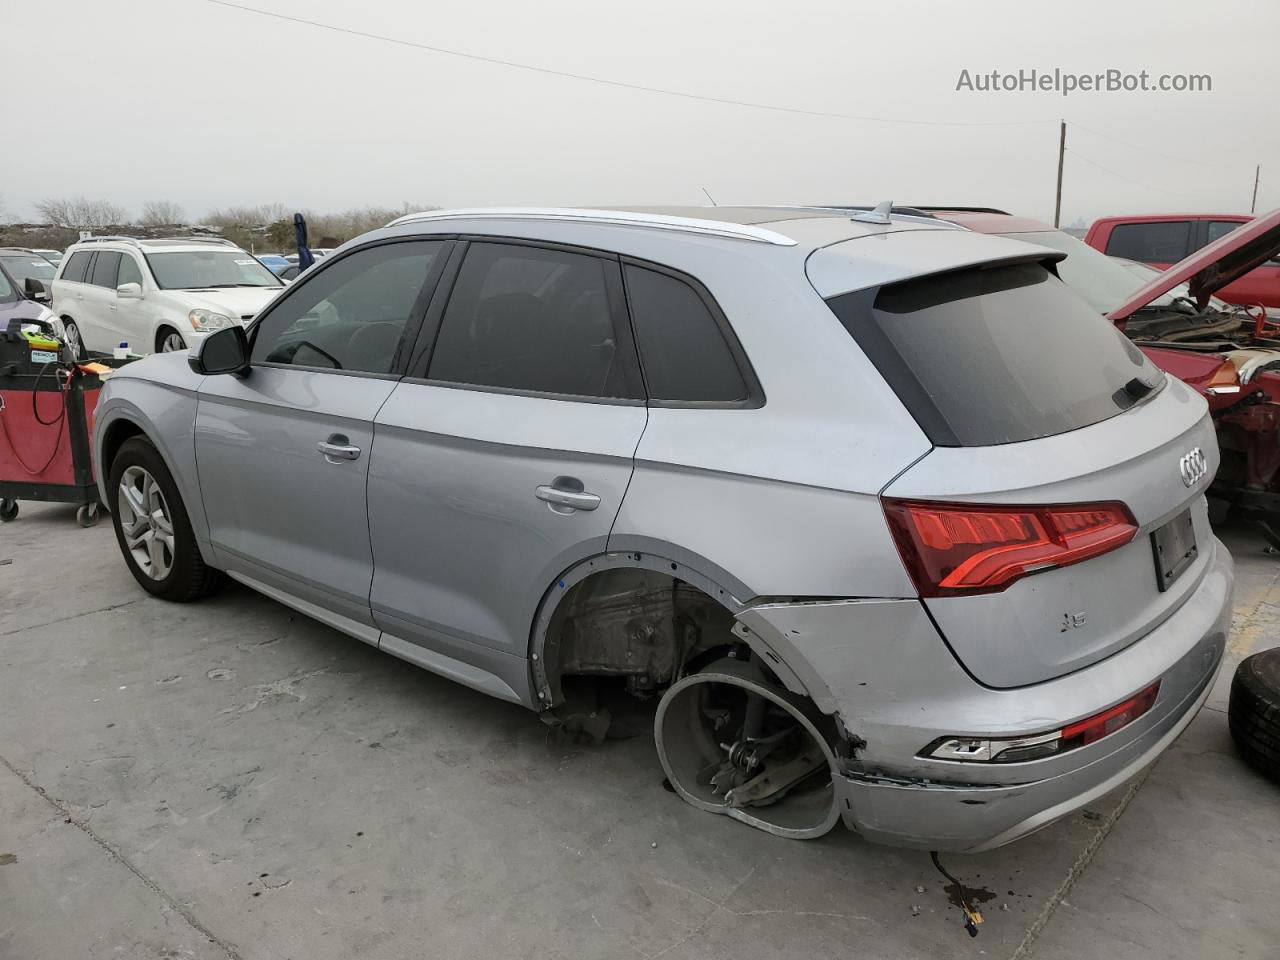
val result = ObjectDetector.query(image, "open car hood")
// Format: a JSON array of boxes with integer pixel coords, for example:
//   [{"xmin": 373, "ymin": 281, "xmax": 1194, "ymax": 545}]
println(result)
[{"xmin": 1109, "ymin": 207, "xmax": 1280, "ymax": 322}]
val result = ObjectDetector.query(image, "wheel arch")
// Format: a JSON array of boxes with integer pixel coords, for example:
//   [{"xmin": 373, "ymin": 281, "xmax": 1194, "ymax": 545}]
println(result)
[
  {"xmin": 93, "ymin": 391, "xmax": 213, "ymax": 557},
  {"xmin": 527, "ymin": 546, "xmax": 811, "ymax": 710}
]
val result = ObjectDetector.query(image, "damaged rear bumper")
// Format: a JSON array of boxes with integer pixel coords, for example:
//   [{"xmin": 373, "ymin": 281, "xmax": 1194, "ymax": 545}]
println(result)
[
  {"xmin": 734, "ymin": 536, "xmax": 1233, "ymax": 852},
  {"xmin": 835, "ymin": 640, "xmax": 1218, "ymax": 851}
]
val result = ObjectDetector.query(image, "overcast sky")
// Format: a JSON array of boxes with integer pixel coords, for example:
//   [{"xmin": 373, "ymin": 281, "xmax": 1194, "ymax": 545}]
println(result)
[{"xmin": 4, "ymin": 0, "xmax": 1277, "ymax": 225}]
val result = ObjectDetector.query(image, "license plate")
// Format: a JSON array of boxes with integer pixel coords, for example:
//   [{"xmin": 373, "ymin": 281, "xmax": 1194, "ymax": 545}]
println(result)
[{"xmin": 1151, "ymin": 508, "xmax": 1197, "ymax": 591}]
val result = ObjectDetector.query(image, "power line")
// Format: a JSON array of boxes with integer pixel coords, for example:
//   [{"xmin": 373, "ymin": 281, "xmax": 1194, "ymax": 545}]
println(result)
[
  {"xmin": 1064, "ymin": 147, "xmax": 1198, "ymax": 199},
  {"xmin": 202, "ymin": 0, "xmax": 1053, "ymax": 129},
  {"xmin": 1070, "ymin": 121, "xmax": 1251, "ymax": 173}
]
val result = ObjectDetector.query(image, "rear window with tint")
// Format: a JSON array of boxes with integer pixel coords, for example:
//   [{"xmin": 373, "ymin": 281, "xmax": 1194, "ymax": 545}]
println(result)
[
  {"xmin": 826, "ymin": 262, "xmax": 1164, "ymax": 447},
  {"xmin": 62, "ymin": 251, "xmax": 92, "ymax": 283},
  {"xmin": 91, "ymin": 252, "xmax": 122, "ymax": 288},
  {"xmin": 1104, "ymin": 221, "xmax": 1192, "ymax": 262},
  {"xmin": 624, "ymin": 265, "xmax": 749, "ymax": 403}
]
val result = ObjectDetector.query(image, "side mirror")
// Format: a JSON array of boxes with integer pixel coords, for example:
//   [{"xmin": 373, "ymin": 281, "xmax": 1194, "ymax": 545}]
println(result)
[
  {"xmin": 116, "ymin": 282, "xmax": 143, "ymax": 299},
  {"xmin": 24, "ymin": 277, "xmax": 49, "ymax": 302},
  {"xmin": 188, "ymin": 325, "xmax": 250, "ymax": 376}
]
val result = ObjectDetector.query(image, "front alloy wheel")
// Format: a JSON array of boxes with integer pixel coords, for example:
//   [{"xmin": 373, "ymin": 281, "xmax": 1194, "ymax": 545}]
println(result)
[
  {"xmin": 117, "ymin": 465, "xmax": 174, "ymax": 579},
  {"xmin": 63, "ymin": 321, "xmax": 84, "ymax": 360},
  {"xmin": 159, "ymin": 329, "xmax": 187, "ymax": 353},
  {"xmin": 107, "ymin": 436, "xmax": 220, "ymax": 601}
]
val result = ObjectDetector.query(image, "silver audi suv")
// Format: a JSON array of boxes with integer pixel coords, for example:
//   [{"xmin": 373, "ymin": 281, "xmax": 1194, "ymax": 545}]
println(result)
[{"xmin": 93, "ymin": 206, "xmax": 1233, "ymax": 851}]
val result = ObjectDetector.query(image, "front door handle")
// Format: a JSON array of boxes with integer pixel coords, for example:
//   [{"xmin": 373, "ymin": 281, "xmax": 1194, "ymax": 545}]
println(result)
[
  {"xmin": 535, "ymin": 480, "xmax": 601, "ymax": 513},
  {"xmin": 317, "ymin": 434, "xmax": 361, "ymax": 462}
]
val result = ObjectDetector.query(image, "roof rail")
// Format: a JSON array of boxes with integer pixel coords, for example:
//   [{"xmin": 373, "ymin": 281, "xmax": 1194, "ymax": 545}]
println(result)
[
  {"xmin": 74, "ymin": 235, "xmax": 237, "ymax": 248},
  {"xmin": 387, "ymin": 208, "xmax": 799, "ymax": 246},
  {"xmin": 75, "ymin": 235, "xmax": 143, "ymax": 245},
  {"xmin": 145, "ymin": 236, "xmax": 237, "ymax": 246}
]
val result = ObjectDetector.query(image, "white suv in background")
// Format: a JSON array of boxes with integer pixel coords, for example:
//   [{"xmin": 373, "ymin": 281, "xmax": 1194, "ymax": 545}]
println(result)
[{"xmin": 52, "ymin": 236, "xmax": 285, "ymax": 357}]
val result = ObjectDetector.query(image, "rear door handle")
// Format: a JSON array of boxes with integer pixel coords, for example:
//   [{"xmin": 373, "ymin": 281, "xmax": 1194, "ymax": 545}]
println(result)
[
  {"xmin": 317, "ymin": 434, "xmax": 361, "ymax": 462},
  {"xmin": 535, "ymin": 482, "xmax": 600, "ymax": 513}
]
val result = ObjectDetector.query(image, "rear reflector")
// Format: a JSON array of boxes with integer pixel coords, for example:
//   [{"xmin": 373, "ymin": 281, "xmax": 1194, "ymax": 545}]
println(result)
[
  {"xmin": 923, "ymin": 680, "xmax": 1161, "ymax": 763},
  {"xmin": 1060, "ymin": 681, "xmax": 1161, "ymax": 749},
  {"xmin": 883, "ymin": 498, "xmax": 1138, "ymax": 597}
]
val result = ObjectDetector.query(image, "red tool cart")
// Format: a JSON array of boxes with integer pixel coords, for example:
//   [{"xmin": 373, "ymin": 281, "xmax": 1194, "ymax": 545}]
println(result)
[{"xmin": 0, "ymin": 319, "xmax": 120, "ymax": 526}]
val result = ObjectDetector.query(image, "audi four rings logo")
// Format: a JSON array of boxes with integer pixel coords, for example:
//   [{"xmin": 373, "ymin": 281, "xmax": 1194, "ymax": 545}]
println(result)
[{"xmin": 1179, "ymin": 447, "xmax": 1207, "ymax": 487}]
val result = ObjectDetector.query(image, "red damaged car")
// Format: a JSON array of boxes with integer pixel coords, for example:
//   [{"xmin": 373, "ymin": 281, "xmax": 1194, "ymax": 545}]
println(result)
[{"xmin": 849, "ymin": 206, "xmax": 1280, "ymax": 544}]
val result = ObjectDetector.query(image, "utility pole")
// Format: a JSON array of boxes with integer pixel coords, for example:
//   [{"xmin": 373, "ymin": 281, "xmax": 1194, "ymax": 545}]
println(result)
[
  {"xmin": 1252, "ymin": 164, "xmax": 1261, "ymax": 213},
  {"xmin": 1053, "ymin": 120, "xmax": 1066, "ymax": 228}
]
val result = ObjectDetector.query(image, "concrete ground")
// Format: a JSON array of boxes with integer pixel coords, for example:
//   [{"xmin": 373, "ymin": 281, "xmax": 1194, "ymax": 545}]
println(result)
[{"xmin": 1, "ymin": 501, "xmax": 1277, "ymax": 960}]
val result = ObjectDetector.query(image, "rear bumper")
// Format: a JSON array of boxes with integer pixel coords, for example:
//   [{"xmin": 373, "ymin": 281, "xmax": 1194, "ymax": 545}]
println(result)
[
  {"xmin": 835, "ymin": 634, "xmax": 1219, "ymax": 851},
  {"xmin": 735, "ymin": 536, "xmax": 1234, "ymax": 852}
]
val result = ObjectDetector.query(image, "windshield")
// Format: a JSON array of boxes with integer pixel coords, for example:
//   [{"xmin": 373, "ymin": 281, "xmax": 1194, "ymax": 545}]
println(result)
[
  {"xmin": 145, "ymin": 250, "xmax": 282, "ymax": 290},
  {"xmin": 1005, "ymin": 229, "xmax": 1230, "ymax": 315},
  {"xmin": 1112, "ymin": 257, "xmax": 1230, "ymax": 311},
  {"xmin": 1, "ymin": 255, "xmax": 57, "ymax": 290},
  {"xmin": 0, "ymin": 268, "xmax": 15, "ymax": 304}
]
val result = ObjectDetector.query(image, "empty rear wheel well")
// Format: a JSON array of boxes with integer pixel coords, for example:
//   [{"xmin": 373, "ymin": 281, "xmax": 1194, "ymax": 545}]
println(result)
[{"xmin": 538, "ymin": 567, "xmax": 748, "ymax": 711}]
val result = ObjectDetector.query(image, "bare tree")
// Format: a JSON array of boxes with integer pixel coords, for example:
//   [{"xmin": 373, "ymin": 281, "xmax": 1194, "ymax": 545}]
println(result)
[
  {"xmin": 205, "ymin": 203, "xmax": 288, "ymax": 228},
  {"xmin": 139, "ymin": 200, "xmax": 186, "ymax": 226},
  {"xmin": 35, "ymin": 196, "xmax": 129, "ymax": 229}
]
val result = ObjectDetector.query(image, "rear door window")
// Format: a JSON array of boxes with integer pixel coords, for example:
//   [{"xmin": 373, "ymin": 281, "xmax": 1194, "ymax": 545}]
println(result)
[
  {"xmin": 62, "ymin": 251, "xmax": 92, "ymax": 283},
  {"xmin": 623, "ymin": 264, "xmax": 750, "ymax": 403},
  {"xmin": 826, "ymin": 262, "xmax": 1164, "ymax": 446},
  {"xmin": 1104, "ymin": 221, "xmax": 1192, "ymax": 262},
  {"xmin": 90, "ymin": 252, "xmax": 122, "ymax": 288},
  {"xmin": 428, "ymin": 242, "xmax": 640, "ymax": 399}
]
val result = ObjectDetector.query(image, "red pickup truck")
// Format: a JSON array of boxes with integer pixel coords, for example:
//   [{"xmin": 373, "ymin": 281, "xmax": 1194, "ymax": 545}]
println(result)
[{"xmin": 1085, "ymin": 213, "xmax": 1280, "ymax": 309}]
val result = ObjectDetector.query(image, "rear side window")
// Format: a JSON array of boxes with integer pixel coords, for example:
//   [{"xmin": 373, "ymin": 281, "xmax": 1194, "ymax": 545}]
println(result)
[
  {"xmin": 428, "ymin": 243, "xmax": 638, "ymax": 399},
  {"xmin": 1206, "ymin": 220, "xmax": 1243, "ymax": 245},
  {"xmin": 1104, "ymin": 221, "xmax": 1192, "ymax": 262},
  {"xmin": 62, "ymin": 251, "xmax": 92, "ymax": 283},
  {"xmin": 624, "ymin": 265, "xmax": 749, "ymax": 403},
  {"xmin": 827, "ymin": 262, "xmax": 1164, "ymax": 447},
  {"xmin": 90, "ymin": 251, "xmax": 122, "ymax": 288}
]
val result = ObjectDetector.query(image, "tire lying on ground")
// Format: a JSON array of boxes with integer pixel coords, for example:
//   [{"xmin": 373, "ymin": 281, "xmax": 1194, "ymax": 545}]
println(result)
[{"xmin": 1229, "ymin": 647, "xmax": 1280, "ymax": 783}]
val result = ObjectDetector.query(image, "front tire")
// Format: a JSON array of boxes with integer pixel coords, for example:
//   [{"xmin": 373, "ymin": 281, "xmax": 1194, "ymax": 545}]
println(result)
[
  {"xmin": 157, "ymin": 327, "xmax": 187, "ymax": 353},
  {"xmin": 108, "ymin": 436, "xmax": 220, "ymax": 601},
  {"xmin": 62, "ymin": 320, "xmax": 86, "ymax": 360}
]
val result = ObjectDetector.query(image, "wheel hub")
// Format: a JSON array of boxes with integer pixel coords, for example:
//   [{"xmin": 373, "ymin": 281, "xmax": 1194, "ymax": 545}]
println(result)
[{"xmin": 117, "ymin": 465, "xmax": 174, "ymax": 579}]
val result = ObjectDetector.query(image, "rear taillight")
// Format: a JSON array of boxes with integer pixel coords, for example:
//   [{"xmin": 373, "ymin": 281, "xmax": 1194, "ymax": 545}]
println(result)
[{"xmin": 883, "ymin": 498, "xmax": 1138, "ymax": 597}]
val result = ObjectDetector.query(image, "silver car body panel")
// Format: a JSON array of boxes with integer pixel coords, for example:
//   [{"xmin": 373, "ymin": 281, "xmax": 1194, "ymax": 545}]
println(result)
[
  {"xmin": 194, "ymin": 367, "xmax": 396, "ymax": 626},
  {"xmin": 367, "ymin": 381, "xmax": 645, "ymax": 659},
  {"xmin": 739, "ymin": 536, "xmax": 1231, "ymax": 850},
  {"xmin": 885, "ymin": 379, "xmax": 1220, "ymax": 688},
  {"xmin": 805, "ymin": 227, "xmax": 1065, "ymax": 299},
  {"xmin": 91, "ymin": 207, "xmax": 1237, "ymax": 852},
  {"xmin": 92, "ymin": 353, "xmax": 212, "ymax": 550}
]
